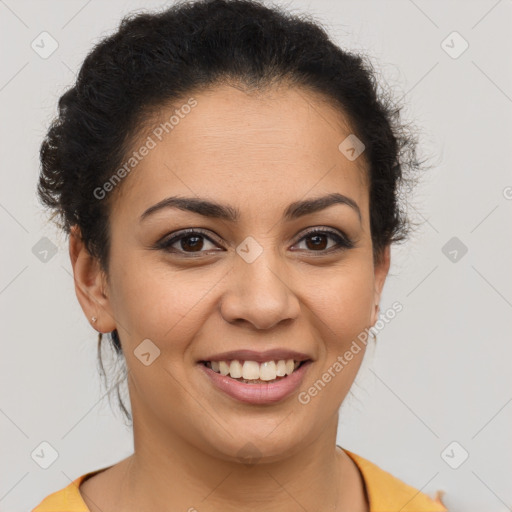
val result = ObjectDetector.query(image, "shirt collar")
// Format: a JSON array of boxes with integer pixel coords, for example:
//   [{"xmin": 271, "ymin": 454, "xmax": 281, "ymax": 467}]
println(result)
[{"xmin": 343, "ymin": 448, "xmax": 448, "ymax": 512}]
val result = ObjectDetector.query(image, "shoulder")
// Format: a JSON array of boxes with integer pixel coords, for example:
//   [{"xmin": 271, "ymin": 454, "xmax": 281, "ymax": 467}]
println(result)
[
  {"xmin": 343, "ymin": 448, "xmax": 448, "ymax": 512},
  {"xmin": 31, "ymin": 468, "xmax": 106, "ymax": 512}
]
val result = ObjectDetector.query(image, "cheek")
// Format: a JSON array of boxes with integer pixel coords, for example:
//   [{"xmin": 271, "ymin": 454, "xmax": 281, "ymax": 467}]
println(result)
[
  {"xmin": 300, "ymin": 267, "xmax": 374, "ymax": 414},
  {"xmin": 311, "ymin": 260, "xmax": 376, "ymax": 341},
  {"xmin": 109, "ymin": 256, "xmax": 224, "ymax": 350}
]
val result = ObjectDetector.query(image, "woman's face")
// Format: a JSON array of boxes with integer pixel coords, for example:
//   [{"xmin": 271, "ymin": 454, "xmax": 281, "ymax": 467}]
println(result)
[{"xmin": 75, "ymin": 83, "xmax": 390, "ymax": 462}]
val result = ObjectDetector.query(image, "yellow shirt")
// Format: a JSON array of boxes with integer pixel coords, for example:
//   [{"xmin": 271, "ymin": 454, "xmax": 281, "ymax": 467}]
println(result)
[{"xmin": 32, "ymin": 448, "xmax": 448, "ymax": 512}]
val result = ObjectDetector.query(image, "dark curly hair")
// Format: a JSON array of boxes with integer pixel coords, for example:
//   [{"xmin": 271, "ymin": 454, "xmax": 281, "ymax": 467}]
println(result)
[{"xmin": 38, "ymin": 0, "xmax": 426, "ymax": 425}]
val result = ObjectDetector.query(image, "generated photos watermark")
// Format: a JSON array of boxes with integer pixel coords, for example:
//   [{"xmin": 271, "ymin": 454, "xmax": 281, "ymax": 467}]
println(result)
[
  {"xmin": 93, "ymin": 97, "xmax": 198, "ymax": 200},
  {"xmin": 297, "ymin": 301, "xmax": 403, "ymax": 405}
]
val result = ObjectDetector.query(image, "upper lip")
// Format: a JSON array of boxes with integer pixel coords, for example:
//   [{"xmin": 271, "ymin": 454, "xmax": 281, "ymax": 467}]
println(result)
[{"xmin": 199, "ymin": 349, "xmax": 313, "ymax": 363}]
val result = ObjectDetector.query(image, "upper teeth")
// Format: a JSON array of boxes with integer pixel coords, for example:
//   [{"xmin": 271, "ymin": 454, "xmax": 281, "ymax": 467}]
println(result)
[{"xmin": 209, "ymin": 359, "xmax": 300, "ymax": 381}]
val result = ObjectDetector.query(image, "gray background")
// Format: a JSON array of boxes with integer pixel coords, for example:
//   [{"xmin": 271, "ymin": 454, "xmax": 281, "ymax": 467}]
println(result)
[{"xmin": 1, "ymin": 0, "xmax": 511, "ymax": 511}]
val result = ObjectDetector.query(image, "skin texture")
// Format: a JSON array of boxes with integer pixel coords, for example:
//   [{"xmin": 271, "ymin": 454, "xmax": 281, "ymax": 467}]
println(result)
[{"xmin": 70, "ymin": 83, "xmax": 390, "ymax": 512}]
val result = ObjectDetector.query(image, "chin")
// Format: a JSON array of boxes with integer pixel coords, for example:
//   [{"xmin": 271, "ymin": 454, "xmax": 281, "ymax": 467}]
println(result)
[{"xmin": 202, "ymin": 421, "xmax": 305, "ymax": 464}]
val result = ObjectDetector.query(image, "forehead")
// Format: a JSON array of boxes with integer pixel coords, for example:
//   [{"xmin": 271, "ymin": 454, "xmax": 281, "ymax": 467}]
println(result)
[{"xmin": 111, "ymin": 83, "xmax": 369, "ymax": 223}]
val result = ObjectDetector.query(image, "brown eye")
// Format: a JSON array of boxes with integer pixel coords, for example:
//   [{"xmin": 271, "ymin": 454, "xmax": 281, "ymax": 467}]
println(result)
[
  {"xmin": 293, "ymin": 228, "xmax": 354, "ymax": 253},
  {"xmin": 156, "ymin": 227, "xmax": 354, "ymax": 258},
  {"xmin": 158, "ymin": 229, "xmax": 220, "ymax": 255},
  {"xmin": 177, "ymin": 234, "xmax": 206, "ymax": 252},
  {"xmin": 304, "ymin": 233, "xmax": 329, "ymax": 251}
]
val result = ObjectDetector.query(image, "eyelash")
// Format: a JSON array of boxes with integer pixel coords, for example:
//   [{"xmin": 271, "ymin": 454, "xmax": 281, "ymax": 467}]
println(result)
[{"xmin": 156, "ymin": 227, "xmax": 355, "ymax": 257}]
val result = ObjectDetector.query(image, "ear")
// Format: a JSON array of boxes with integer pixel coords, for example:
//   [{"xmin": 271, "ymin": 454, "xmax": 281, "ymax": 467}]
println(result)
[
  {"xmin": 370, "ymin": 244, "xmax": 391, "ymax": 326},
  {"xmin": 69, "ymin": 225, "xmax": 117, "ymax": 333}
]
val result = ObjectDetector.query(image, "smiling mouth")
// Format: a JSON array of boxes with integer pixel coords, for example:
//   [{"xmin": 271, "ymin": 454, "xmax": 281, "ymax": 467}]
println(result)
[{"xmin": 200, "ymin": 359, "xmax": 309, "ymax": 384}]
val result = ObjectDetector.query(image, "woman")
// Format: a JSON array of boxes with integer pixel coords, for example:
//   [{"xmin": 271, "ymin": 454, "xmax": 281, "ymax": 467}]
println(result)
[{"xmin": 32, "ymin": 0, "xmax": 447, "ymax": 510}]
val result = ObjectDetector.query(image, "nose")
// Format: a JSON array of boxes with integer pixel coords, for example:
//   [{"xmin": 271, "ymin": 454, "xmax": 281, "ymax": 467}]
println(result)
[{"xmin": 220, "ymin": 246, "xmax": 301, "ymax": 330}]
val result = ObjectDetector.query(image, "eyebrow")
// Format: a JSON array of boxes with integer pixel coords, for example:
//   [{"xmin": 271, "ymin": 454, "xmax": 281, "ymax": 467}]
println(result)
[{"xmin": 140, "ymin": 192, "xmax": 362, "ymax": 224}]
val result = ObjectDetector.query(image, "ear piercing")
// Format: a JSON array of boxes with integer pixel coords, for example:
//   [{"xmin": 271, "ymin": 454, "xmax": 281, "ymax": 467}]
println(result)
[{"xmin": 91, "ymin": 316, "xmax": 97, "ymax": 323}]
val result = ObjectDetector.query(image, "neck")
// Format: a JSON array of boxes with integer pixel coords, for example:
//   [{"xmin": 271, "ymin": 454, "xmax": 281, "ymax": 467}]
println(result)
[{"xmin": 114, "ymin": 414, "xmax": 357, "ymax": 512}]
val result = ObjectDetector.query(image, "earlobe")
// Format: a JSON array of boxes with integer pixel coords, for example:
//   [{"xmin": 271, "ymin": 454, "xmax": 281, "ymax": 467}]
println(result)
[{"xmin": 69, "ymin": 225, "xmax": 116, "ymax": 333}]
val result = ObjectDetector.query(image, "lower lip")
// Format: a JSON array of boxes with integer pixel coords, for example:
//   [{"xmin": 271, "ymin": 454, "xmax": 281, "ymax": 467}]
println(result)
[{"xmin": 198, "ymin": 361, "xmax": 312, "ymax": 405}]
